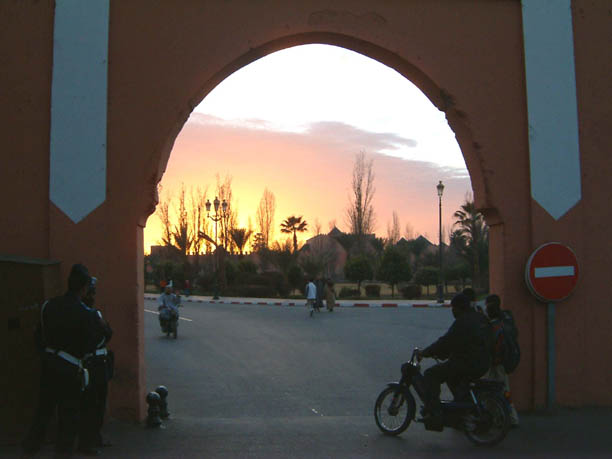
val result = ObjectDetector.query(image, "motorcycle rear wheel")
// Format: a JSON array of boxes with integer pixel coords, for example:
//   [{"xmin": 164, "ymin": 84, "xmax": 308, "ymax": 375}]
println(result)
[
  {"xmin": 464, "ymin": 392, "xmax": 510, "ymax": 446},
  {"xmin": 374, "ymin": 386, "xmax": 414, "ymax": 435}
]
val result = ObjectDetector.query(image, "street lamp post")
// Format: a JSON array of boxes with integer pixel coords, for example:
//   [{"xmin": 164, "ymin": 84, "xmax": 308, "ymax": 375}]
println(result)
[
  {"xmin": 205, "ymin": 196, "xmax": 228, "ymax": 300},
  {"xmin": 436, "ymin": 180, "xmax": 445, "ymax": 303}
]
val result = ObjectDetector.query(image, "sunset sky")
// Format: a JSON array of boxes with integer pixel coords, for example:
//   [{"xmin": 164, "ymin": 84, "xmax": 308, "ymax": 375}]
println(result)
[{"xmin": 143, "ymin": 44, "xmax": 472, "ymax": 253}]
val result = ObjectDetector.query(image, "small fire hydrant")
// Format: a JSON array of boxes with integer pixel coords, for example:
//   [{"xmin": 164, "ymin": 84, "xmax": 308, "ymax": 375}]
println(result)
[
  {"xmin": 146, "ymin": 391, "xmax": 162, "ymax": 427},
  {"xmin": 155, "ymin": 385, "xmax": 170, "ymax": 419}
]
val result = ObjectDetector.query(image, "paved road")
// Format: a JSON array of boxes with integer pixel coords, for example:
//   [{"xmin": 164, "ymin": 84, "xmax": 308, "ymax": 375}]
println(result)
[
  {"xmin": 143, "ymin": 299, "xmax": 455, "ymax": 420},
  {"xmin": 131, "ymin": 300, "xmax": 611, "ymax": 458},
  {"xmin": 6, "ymin": 300, "xmax": 611, "ymax": 457}
]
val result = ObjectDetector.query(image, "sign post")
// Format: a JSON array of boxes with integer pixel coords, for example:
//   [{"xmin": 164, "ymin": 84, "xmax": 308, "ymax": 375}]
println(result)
[{"xmin": 525, "ymin": 242, "xmax": 579, "ymax": 409}]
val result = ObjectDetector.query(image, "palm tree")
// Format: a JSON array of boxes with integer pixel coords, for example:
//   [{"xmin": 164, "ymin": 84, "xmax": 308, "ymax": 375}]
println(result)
[
  {"xmin": 280, "ymin": 215, "xmax": 308, "ymax": 253},
  {"xmin": 230, "ymin": 228, "xmax": 253, "ymax": 256},
  {"xmin": 452, "ymin": 199, "xmax": 488, "ymax": 289}
]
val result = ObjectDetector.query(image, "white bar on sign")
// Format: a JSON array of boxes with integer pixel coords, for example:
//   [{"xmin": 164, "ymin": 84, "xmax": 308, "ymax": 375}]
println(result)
[{"xmin": 534, "ymin": 266, "xmax": 575, "ymax": 278}]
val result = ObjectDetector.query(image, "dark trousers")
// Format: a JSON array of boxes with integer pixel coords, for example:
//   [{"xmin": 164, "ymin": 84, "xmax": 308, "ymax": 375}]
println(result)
[
  {"xmin": 78, "ymin": 366, "xmax": 108, "ymax": 449},
  {"xmin": 22, "ymin": 359, "xmax": 82, "ymax": 454},
  {"xmin": 423, "ymin": 360, "xmax": 474, "ymax": 414}
]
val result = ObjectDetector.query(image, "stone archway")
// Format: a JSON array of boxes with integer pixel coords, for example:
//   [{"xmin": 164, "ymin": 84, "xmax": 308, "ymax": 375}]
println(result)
[{"xmin": 1, "ymin": 1, "xmax": 610, "ymax": 421}]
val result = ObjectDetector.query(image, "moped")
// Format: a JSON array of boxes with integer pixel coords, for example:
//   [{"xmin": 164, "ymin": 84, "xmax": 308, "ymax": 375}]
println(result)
[
  {"xmin": 159, "ymin": 309, "xmax": 178, "ymax": 339},
  {"xmin": 374, "ymin": 348, "xmax": 511, "ymax": 446}
]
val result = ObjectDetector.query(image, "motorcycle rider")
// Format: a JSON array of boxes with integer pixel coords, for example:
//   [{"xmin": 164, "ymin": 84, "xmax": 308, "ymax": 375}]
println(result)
[
  {"xmin": 416, "ymin": 293, "xmax": 491, "ymax": 427},
  {"xmin": 462, "ymin": 287, "xmax": 484, "ymax": 314},
  {"xmin": 158, "ymin": 282, "xmax": 180, "ymax": 333}
]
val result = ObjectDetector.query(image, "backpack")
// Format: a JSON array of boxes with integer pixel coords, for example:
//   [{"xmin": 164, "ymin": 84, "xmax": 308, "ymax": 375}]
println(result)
[{"xmin": 499, "ymin": 310, "xmax": 521, "ymax": 374}]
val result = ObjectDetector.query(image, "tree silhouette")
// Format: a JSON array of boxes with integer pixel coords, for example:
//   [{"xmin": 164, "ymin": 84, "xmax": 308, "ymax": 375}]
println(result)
[
  {"xmin": 378, "ymin": 246, "xmax": 412, "ymax": 298},
  {"xmin": 346, "ymin": 151, "xmax": 376, "ymax": 252},
  {"xmin": 256, "ymin": 188, "xmax": 276, "ymax": 248},
  {"xmin": 280, "ymin": 215, "xmax": 308, "ymax": 253},
  {"xmin": 230, "ymin": 228, "xmax": 253, "ymax": 256},
  {"xmin": 451, "ymin": 198, "xmax": 488, "ymax": 289},
  {"xmin": 251, "ymin": 232, "xmax": 266, "ymax": 252},
  {"xmin": 344, "ymin": 255, "xmax": 374, "ymax": 293}
]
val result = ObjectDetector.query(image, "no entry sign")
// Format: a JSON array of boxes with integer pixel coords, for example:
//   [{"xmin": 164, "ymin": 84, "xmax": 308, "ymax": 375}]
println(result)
[{"xmin": 525, "ymin": 242, "xmax": 579, "ymax": 302}]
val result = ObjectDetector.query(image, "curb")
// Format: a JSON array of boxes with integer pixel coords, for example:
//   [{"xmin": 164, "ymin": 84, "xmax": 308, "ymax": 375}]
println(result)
[{"xmin": 145, "ymin": 294, "xmax": 449, "ymax": 308}]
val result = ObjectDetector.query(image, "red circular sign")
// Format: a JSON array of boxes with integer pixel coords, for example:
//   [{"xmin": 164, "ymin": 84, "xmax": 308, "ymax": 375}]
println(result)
[{"xmin": 525, "ymin": 242, "xmax": 579, "ymax": 302}]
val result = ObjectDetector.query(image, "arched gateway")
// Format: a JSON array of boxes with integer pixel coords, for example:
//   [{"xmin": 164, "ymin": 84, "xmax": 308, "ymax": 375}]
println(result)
[{"xmin": 1, "ymin": 1, "xmax": 610, "ymax": 421}]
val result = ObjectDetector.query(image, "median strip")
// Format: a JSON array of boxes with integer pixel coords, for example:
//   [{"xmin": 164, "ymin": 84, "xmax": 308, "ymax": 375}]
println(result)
[{"xmin": 144, "ymin": 295, "xmax": 448, "ymax": 308}]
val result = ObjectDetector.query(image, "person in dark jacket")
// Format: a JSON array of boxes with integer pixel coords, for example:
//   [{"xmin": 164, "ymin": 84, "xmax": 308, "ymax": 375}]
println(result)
[
  {"xmin": 315, "ymin": 277, "xmax": 325, "ymax": 312},
  {"xmin": 462, "ymin": 287, "xmax": 484, "ymax": 314},
  {"xmin": 22, "ymin": 264, "xmax": 107, "ymax": 456},
  {"xmin": 77, "ymin": 277, "xmax": 114, "ymax": 454},
  {"xmin": 417, "ymin": 293, "xmax": 491, "ymax": 419}
]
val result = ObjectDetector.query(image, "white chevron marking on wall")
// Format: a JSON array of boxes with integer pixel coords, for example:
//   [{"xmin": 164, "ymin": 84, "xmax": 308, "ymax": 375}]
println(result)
[
  {"xmin": 522, "ymin": 0, "xmax": 582, "ymax": 220},
  {"xmin": 49, "ymin": 0, "xmax": 109, "ymax": 223}
]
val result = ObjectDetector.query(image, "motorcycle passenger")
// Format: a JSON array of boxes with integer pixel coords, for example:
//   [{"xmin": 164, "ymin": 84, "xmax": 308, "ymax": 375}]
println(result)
[
  {"xmin": 484, "ymin": 294, "xmax": 520, "ymax": 427},
  {"xmin": 158, "ymin": 283, "xmax": 180, "ymax": 333},
  {"xmin": 416, "ymin": 293, "xmax": 491, "ymax": 424}
]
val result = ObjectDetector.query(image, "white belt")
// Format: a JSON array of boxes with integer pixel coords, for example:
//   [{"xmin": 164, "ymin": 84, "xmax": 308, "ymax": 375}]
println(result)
[
  {"xmin": 45, "ymin": 347, "xmax": 83, "ymax": 367},
  {"xmin": 84, "ymin": 347, "xmax": 108, "ymax": 359}
]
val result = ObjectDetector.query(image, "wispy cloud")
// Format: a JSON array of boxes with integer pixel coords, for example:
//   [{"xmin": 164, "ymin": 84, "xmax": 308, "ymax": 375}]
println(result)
[
  {"xmin": 144, "ymin": 113, "xmax": 472, "ymax": 250},
  {"xmin": 305, "ymin": 120, "xmax": 418, "ymax": 151}
]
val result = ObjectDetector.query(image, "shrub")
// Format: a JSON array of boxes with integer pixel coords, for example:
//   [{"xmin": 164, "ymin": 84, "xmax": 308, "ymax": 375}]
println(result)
[
  {"xmin": 287, "ymin": 265, "xmax": 304, "ymax": 293},
  {"xmin": 377, "ymin": 247, "xmax": 411, "ymax": 298},
  {"xmin": 401, "ymin": 284, "xmax": 421, "ymax": 299},
  {"xmin": 255, "ymin": 271, "xmax": 287, "ymax": 297},
  {"xmin": 344, "ymin": 256, "xmax": 374, "ymax": 291},
  {"xmin": 224, "ymin": 260, "xmax": 238, "ymax": 285},
  {"xmin": 238, "ymin": 259, "xmax": 258, "ymax": 273},
  {"xmin": 232, "ymin": 285, "xmax": 277, "ymax": 298},
  {"xmin": 364, "ymin": 284, "xmax": 381, "ymax": 297},
  {"xmin": 339, "ymin": 287, "xmax": 360, "ymax": 298},
  {"xmin": 228, "ymin": 270, "xmax": 291, "ymax": 298}
]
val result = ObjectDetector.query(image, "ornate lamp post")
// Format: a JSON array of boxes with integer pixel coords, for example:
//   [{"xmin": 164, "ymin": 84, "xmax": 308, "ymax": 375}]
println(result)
[
  {"xmin": 205, "ymin": 196, "xmax": 228, "ymax": 300},
  {"xmin": 436, "ymin": 180, "xmax": 445, "ymax": 303}
]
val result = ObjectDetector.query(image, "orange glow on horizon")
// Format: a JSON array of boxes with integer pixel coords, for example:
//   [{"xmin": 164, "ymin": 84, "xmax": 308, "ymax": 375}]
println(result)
[{"xmin": 143, "ymin": 114, "xmax": 472, "ymax": 254}]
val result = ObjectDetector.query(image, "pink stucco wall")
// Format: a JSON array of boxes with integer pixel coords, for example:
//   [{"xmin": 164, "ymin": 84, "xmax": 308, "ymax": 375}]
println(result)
[{"xmin": 0, "ymin": 0, "xmax": 610, "ymax": 420}]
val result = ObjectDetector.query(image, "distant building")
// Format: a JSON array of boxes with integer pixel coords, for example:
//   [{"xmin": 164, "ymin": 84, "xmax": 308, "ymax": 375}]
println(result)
[{"xmin": 300, "ymin": 233, "xmax": 347, "ymax": 279}]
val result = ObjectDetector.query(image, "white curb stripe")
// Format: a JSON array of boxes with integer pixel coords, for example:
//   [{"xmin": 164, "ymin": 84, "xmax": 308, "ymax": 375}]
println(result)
[
  {"xmin": 534, "ymin": 266, "xmax": 575, "ymax": 278},
  {"xmin": 522, "ymin": 0, "xmax": 581, "ymax": 220},
  {"xmin": 144, "ymin": 296, "xmax": 447, "ymax": 308},
  {"xmin": 50, "ymin": 0, "xmax": 109, "ymax": 222}
]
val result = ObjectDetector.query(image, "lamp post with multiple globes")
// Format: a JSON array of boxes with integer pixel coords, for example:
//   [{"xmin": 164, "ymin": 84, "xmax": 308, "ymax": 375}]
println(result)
[{"xmin": 205, "ymin": 196, "xmax": 228, "ymax": 300}]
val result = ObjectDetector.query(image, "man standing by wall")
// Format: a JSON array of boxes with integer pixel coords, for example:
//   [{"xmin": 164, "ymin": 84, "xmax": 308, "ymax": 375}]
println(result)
[
  {"xmin": 22, "ymin": 264, "xmax": 107, "ymax": 456},
  {"xmin": 78, "ymin": 276, "xmax": 114, "ymax": 454}
]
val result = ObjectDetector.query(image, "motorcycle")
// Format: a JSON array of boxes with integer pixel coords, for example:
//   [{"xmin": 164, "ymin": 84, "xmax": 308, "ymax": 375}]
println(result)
[
  {"xmin": 159, "ymin": 309, "xmax": 178, "ymax": 339},
  {"xmin": 374, "ymin": 348, "xmax": 511, "ymax": 446}
]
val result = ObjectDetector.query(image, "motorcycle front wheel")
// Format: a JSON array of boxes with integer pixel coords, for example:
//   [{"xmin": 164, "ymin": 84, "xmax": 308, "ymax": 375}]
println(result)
[
  {"xmin": 464, "ymin": 392, "xmax": 510, "ymax": 446},
  {"xmin": 374, "ymin": 386, "xmax": 415, "ymax": 435}
]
